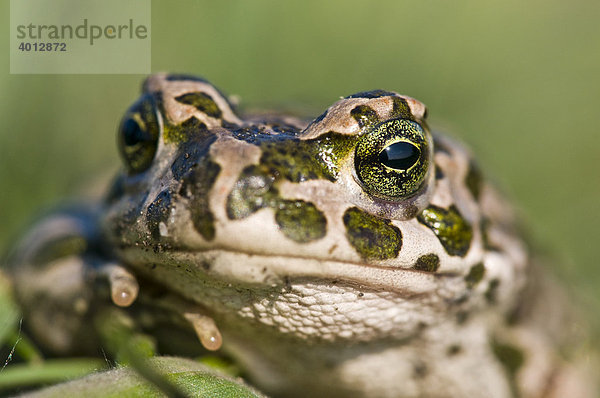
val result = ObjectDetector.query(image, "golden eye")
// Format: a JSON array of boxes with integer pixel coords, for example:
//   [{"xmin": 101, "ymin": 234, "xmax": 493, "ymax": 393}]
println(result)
[
  {"xmin": 118, "ymin": 94, "xmax": 160, "ymax": 174},
  {"xmin": 355, "ymin": 118, "xmax": 431, "ymax": 200}
]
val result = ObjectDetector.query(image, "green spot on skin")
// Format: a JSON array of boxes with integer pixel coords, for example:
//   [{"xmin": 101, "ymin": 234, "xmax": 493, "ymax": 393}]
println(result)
[
  {"xmin": 413, "ymin": 253, "xmax": 440, "ymax": 272},
  {"xmin": 310, "ymin": 132, "xmax": 357, "ymax": 180},
  {"xmin": 446, "ymin": 344, "xmax": 462, "ymax": 356},
  {"xmin": 465, "ymin": 262, "xmax": 485, "ymax": 288},
  {"xmin": 456, "ymin": 311, "xmax": 469, "ymax": 324},
  {"xmin": 417, "ymin": 205, "xmax": 473, "ymax": 256},
  {"xmin": 491, "ymin": 339, "xmax": 525, "ymax": 396},
  {"xmin": 390, "ymin": 96, "xmax": 416, "ymax": 120},
  {"xmin": 479, "ymin": 217, "xmax": 502, "ymax": 252},
  {"xmin": 258, "ymin": 140, "xmax": 333, "ymax": 183},
  {"xmin": 164, "ymin": 116, "xmax": 208, "ymax": 144},
  {"xmin": 465, "ymin": 160, "xmax": 483, "ymax": 200},
  {"xmin": 192, "ymin": 209, "xmax": 216, "ymax": 241},
  {"xmin": 254, "ymin": 132, "xmax": 357, "ymax": 183},
  {"xmin": 275, "ymin": 200, "xmax": 327, "ymax": 243},
  {"xmin": 230, "ymin": 127, "xmax": 357, "ymax": 183},
  {"xmin": 175, "ymin": 92, "xmax": 222, "ymax": 119},
  {"xmin": 350, "ymin": 105, "xmax": 379, "ymax": 128},
  {"xmin": 343, "ymin": 207, "xmax": 402, "ymax": 260},
  {"xmin": 485, "ymin": 279, "xmax": 500, "ymax": 303}
]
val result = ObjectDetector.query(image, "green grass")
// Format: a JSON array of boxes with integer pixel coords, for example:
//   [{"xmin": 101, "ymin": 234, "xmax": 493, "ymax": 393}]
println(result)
[{"xmin": 1, "ymin": 0, "xmax": 599, "ymax": 332}]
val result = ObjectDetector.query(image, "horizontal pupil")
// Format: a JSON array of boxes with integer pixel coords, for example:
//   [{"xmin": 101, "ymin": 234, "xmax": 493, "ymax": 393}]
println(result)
[
  {"xmin": 379, "ymin": 142, "xmax": 420, "ymax": 170},
  {"xmin": 122, "ymin": 118, "xmax": 148, "ymax": 146}
]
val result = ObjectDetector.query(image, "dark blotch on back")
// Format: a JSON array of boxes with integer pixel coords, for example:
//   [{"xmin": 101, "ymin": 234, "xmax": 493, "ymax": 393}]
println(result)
[
  {"xmin": 485, "ymin": 279, "xmax": 500, "ymax": 303},
  {"xmin": 350, "ymin": 105, "xmax": 379, "ymax": 128},
  {"xmin": 166, "ymin": 74, "xmax": 235, "ymax": 110},
  {"xmin": 491, "ymin": 338, "xmax": 525, "ymax": 396},
  {"xmin": 491, "ymin": 340, "xmax": 525, "ymax": 374},
  {"xmin": 275, "ymin": 200, "xmax": 327, "ymax": 243},
  {"xmin": 447, "ymin": 345, "xmax": 462, "ymax": 356},
  {"xmin": 180, "ymin": 159, "xmax": 221, "ymax": 241},
  {"xmin": 465, "ymin": 263, "xmax": 486, "ymax": 288},
  {"xmin": 480, "ymin": 217, "xmax": 501, "ymax": 252},
  {"xmin": 259, "ymin": 139, "xmax": 332, "ymax": 183},
  {"xmin": 413, "ymin": 254, "xmax": 440, "ymax": 272},
  {"xmin": 390, "ymin": 97, "xmax": 416, "ymax": 120},
  {"xmin": 171, "ymin": 123, "xmax": 216, "ymax": 181},
  {"xmin": 343, "ymin": 207, "xmax": 402, "ymax": 260},
  {"xmin": 230, "ymin": 129, "xmax": 356, "ymax": 183},
  {"xmin": 434, "ymin": 164, "xmax": 445, "ymax": 180},
  {"xmin": 175, "ymin": 92, "xmax": 222, "ymax": 119},
  {"xmin": 413, "ymin": 361, "xmax": 428, "ymax": 379},
  {"xmin": 164, "ymin": 116, "xmax": 208, "ymax": 144},
  {"xmin": 465, "ymin": 160, "xmax": 483, "ymax": 200},
  {"xmin": 417, "ymin": 205, "xmax": 473, "ymax": 257},
  {"xmin": 146, "ymin": 189, "xmax": 172, "ymax": 239},
  {"xmin": 346, "ymin": 92, "xmax": 416, "ymax": 121}
]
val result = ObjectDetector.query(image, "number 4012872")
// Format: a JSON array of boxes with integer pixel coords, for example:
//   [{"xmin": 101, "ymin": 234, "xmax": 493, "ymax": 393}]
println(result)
[{"xmin": 18, "ymin": 42, "xmax": 67, "ymax": 51}]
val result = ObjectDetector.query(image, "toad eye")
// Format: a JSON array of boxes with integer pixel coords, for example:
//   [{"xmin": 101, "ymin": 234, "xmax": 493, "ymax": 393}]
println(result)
[
  {"xmin": 118, "ymin": 94, "xmax": 160, "ymax": 174},
  {"xmin": 355, "ymin": 118, "xmax": 431, "ymax": 200}
]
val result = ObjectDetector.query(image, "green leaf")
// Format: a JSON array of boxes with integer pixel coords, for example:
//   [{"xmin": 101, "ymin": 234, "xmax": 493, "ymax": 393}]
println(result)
[
  {"xmin": 0, "ymin": 270, "xmax": 19, "ymax": 345},
  {"xmin": 16, "ymin": 357, "xmax": 266, "ymax": 398},
  {"xmin": 0, "ymin": 358, "xmax": 107, "ymax": 390}
]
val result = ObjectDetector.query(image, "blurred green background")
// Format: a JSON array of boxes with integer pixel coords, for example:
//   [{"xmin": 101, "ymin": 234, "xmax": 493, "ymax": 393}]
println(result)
[{"xmin": 1, "ymin": 0, "xmax": 599, "ymax": 322}]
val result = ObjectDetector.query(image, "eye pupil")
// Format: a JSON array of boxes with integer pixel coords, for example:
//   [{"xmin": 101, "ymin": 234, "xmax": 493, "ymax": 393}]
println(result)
[
  {"xmin": 122, "ymin": 118, "xmax": 146, "ymax": 146},
  {"xmin": 379, "ymin": 142, "xmax": 420, "ymax": 170}
]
